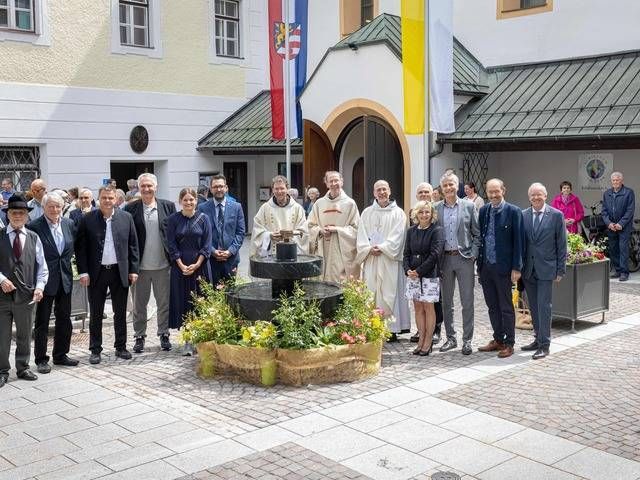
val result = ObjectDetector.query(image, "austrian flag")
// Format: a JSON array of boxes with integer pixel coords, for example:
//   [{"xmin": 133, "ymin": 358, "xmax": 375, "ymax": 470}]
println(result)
[{"xmin": 268, "ymin": 0, "xmax": 308, "ymax": 140}]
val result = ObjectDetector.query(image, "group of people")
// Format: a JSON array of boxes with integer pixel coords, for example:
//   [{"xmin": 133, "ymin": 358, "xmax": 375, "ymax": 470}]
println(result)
[{"xmin": 0, "ymin": 168, "xmax": 634, "ymax": 387}]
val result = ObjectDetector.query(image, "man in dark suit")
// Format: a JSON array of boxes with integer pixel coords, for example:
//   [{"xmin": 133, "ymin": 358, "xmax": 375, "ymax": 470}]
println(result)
[
  {"xmin": 124, "ymin": 173, "xmax": 176, "ymax": 353},
  {"xmin": 69, "ymin": 188, "xmax": 96, "ymax": 226},
  {"xmin": 0, "ymin": 193, "xmax": 48, "ymax": 387},
  {"xmin": 477, "ymin": 179, "xmax": 524, "ymax": 359},
  {"xmin": 197, "ymin": 174, "xmax": 245, "ymax": 285},
  {"xmin": 76, "ymin": 186, "xmax": 139, "ymax": 364},
  {"xmin": 27, "ymin": 193, "xmax": 79, "ymax": 373},
  {"xmin": 602, "ymin": 171, "xmax": 635, "ymax": 282},
  {"xmin": 522, "ymin": 182, "xmax": 567, "ymax": 359}
]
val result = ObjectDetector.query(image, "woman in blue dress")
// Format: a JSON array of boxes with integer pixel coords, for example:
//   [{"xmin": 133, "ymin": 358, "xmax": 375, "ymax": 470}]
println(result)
[{"xmin": 166, "ymin": 187, "xmax": 212, "ymax": 354}]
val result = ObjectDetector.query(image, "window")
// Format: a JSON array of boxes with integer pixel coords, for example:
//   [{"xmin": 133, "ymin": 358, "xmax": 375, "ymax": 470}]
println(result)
[
  {"xmin": 0, "ymin": 0, "xmax": 34, "ymax": 32},
  {"xmin": 497, "ymin": 0, "xmax": 552, "ymax": 19},
  {"xmin": 340, "ymin": 0, "xmax": 377, "ymax": 37},
  {"xmin": 361, "ymin": 0, "xmax": 374, "ymax": 27},
  {"xmin": 214, "ymin": 0, "xmax": 240, "ymax": 58},
  {"xmin": 119, "ymin": 0, "xmax": 149, "ymax": 47},
  {"xmin": 0, "ymin": 146, "xmax": 40, "ymax": 192}
]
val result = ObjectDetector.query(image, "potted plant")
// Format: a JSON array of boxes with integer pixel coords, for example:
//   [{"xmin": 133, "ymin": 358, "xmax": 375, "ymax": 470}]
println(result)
[{"xmin": 552, "ymin": 233, "xmax": 610, "ymax": 331}]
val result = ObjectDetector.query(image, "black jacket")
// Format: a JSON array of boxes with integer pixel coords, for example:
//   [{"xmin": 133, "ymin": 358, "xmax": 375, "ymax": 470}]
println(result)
[
  {"xmin": 403, "ymin": 224, "xmax": 444, "ymax": 278},
  {"xmin": 27, "ymin": 216, "xmax": 76, "ymax": 296},
  {"xmin": 124, "ymin": 198, "xmax": 176, "ymax": 262},
  {"xmin": 75, "ymin": 209, "xmax": 139, "ymax": 288}
]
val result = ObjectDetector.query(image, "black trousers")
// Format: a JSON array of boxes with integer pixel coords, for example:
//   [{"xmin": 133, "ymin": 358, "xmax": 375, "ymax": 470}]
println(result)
[
  {"xmin": 432, "ymin": 300, "xmax": 443, "ymax": 335},
  {"xmin": 479, "ymin": 262, "xmax": 516, "ymax": 346},
  {"xmin": 209, "ymin": 258, "xmax": 237, "ymax": 286},
  {"xmin": 34, "ymin": 282, "xmax": 72, "ymax": 364},
  {"xmin": 88, "ymin": 266, "xmax": 128, "ymax": 353}
]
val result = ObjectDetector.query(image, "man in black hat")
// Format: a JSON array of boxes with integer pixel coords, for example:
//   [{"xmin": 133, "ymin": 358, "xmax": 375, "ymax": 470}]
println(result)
[{"xmin": 0, "ymin": 193, "xmax": 49, "ymax": 387}]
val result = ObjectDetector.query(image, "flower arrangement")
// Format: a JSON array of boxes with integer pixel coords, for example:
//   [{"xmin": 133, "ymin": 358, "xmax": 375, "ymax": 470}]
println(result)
[
  {"xmin": 566, "ymin": 233, "xmax": 606, "ymax": 265},
  {"xmin": 179, "ymin": 280, "xmax": 241, "ymax": 346},
  {"xmin": 272, "ymin": 283, "xmax": 323, "ymax": 349},
  {"xmin": 316, "ymin": 279, "xmax": 389, "ymax": 345},
  {"xmin": 239, "ymin": 321, "xmax": 278, "ymax": 349}
]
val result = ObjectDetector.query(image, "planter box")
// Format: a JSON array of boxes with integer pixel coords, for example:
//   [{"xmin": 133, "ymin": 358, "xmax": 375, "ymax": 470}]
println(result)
[{"xmin": 552, "ymin": 259, "xmax": 610, "ymax": 331}]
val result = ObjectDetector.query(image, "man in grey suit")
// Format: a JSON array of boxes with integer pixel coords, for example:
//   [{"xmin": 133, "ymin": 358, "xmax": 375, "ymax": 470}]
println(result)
[
  {"xmin": 435, "ymin": 172, "xmax": 481, "ymax": 355},
  {"xmin": 522, "ymin": 182, "xmax": 567, "ymax": 359}
]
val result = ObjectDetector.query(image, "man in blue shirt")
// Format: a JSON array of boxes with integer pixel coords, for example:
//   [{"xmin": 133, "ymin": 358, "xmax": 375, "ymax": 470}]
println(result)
[{"xmin": 602, "ymin": 172, "xmax": 635, "ymax": 282}]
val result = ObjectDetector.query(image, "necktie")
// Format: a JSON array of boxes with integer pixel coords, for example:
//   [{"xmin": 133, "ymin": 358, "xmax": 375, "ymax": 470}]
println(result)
[
  {"xmin": 534, "ymin": 211, "xmax": 542, "ymax": 232},
  {"xmin": 217, "ymin": 203, "xmax": 224, "ymax": 231},
  {"xmin": 12, "ymin": 230, "xmax": 22, "ymax": 260}
]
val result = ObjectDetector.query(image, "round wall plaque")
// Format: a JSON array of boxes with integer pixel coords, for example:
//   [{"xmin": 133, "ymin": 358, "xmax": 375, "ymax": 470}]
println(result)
[{"xmin": 130, "ymin": 125, "xmax": 149, "ymax": 154}]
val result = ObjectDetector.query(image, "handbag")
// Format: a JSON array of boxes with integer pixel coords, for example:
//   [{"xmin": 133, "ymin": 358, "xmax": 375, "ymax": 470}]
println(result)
[{"xmin": 405, "ymin": 277, "xmax": 440, "ymax": 303}]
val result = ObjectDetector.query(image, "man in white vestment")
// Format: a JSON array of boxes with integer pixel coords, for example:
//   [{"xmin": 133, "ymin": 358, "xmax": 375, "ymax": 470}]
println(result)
[
  {"xmin": 356, "ymin": 180, "xmax": 410, "ymax": 341},
  {"xmin": 308, "ymin": 171, "xmax": 360, "ymax": 282},
  {"xmin": 251, "ymin": 175, "xmax": 308, "ymax": 257}
]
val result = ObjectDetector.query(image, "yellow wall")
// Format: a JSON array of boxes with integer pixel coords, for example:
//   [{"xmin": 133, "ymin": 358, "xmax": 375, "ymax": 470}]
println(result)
[{"xmin": 0, "ymin": 0, "xmax": 245, "ymax": 96}]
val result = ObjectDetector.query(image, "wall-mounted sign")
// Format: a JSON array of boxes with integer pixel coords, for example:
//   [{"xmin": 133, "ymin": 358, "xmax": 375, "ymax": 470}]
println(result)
[
  {"xmin": 130, "ymin": 125, "xmax": 149, "ymax": 154},
  {"xmin": 579, "ymin": 153, "xmax": 613, "ymax": 191}
]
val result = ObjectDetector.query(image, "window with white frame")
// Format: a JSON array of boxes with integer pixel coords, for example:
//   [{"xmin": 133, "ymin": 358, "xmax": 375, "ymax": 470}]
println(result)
[
  {"xmin": 0, "ymin": 0, "xmax": 35, "ymax": 32},
  {"xmin": 119, "ymin": 0, "xmax": 149, "ymax": 47},
  {"xmin": 214, "ymin": 0, "xmax": 240, "ymax": 58}
]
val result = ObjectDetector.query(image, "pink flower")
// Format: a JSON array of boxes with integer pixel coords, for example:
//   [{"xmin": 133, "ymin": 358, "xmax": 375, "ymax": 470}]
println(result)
[
  {"xmin": 373, "ymin": 308, "xmax": 385, "ymax": 316},
  {"xmin": 340, "ymin": 332, "xmax": 355, "ymax": 344},
  {"xmin": 325, "ymin": 321, "xmax": 336, "ymax": 327},
  {"xmin": 353, "ymin": 319, "xmax": 362, "ymax": 329},
  {"xmin": 216, "ymin": 283, "xmax": 225, "ymax": 290},
  {"xmin": 356, "ymin": 334, "xmax": 366, "ymax": 343}
]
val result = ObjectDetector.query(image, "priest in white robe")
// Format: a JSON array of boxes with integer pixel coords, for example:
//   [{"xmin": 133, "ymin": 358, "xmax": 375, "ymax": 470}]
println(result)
[
  {"xmin": 356, "ymin": 180, "xmax": 410, "ymax": 340},
  {"xmin": 308, "ymin": 171, "xmax": 360, "ymax": 283},
  {"xmin": 250, "ymin": 175, "xmax": 308, "ymax": 257}
]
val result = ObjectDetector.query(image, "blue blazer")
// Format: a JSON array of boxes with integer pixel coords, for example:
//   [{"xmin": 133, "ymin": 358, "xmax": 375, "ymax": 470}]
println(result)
[
  {"xmin": 27, "ymin": 216, "xmax": 76, "ymax": 296},
  {"xmin": 522, "ymin": 205, "xmax": 567, "ymax": 281},
  {"xmin": 197, "ymin": 199, "xmax": 245, "ymax": 268},
  {"xmin": 602, "ymin": 185, "xmax": 635, "ymax": 231},
  {"xmin": 477, "ymin": 201, "xmax": 525, "ymax": 275}
]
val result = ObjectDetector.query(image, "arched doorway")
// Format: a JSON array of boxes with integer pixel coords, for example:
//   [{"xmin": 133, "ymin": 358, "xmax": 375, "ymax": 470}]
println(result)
[{"xmin": 335, "ymin": 116, "xmax": 404, "ymax": 211}]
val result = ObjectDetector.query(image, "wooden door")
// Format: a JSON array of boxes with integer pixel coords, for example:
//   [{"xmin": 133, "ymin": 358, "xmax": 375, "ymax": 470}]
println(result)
[
  {"xmin": 303, "ymin": 120, "xmax": 337, "ymax": 195},
  {"xmin": 352, "ymin": 156, "xmax": 365, "ymax": 212},
  {"xmin": 364, "ymin": 117, "xmax": 404, "ymax": 208}
]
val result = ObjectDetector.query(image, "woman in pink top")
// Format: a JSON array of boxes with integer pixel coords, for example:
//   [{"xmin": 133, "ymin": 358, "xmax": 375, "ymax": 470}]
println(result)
[{"xmin": 551, "ymin": 181, "xmax": 584, "ymax": 234}]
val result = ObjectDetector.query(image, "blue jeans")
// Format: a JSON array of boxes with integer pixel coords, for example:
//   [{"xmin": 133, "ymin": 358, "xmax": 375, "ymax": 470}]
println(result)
[{"xmin": 608, "ymin": 228, "xmax": 631, "ymax": 275}]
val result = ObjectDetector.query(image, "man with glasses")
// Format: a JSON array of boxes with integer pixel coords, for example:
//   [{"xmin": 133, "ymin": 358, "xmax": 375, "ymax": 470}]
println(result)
[
  {"xmin": 28, "ymin": 179, "xmax": 47, "ymax": 220},
  {"xmin": 0, "ymin": 193, "xmax": 48, "ymax": 387},
  {"xmin": 70, "ymin": 188, "xmax": 96, "ymax": 226}
]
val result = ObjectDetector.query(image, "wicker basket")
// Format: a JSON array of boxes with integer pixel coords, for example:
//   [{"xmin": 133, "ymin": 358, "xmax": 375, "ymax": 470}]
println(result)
[{"xmin": 215, "ymin": 344, "xmax": 277, "ymax": 386}]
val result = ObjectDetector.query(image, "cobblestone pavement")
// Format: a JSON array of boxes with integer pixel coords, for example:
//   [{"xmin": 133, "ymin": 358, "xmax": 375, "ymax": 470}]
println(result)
[{"xmin": 0, "ymin": 274, "xmax": 639, "ymax": 479}]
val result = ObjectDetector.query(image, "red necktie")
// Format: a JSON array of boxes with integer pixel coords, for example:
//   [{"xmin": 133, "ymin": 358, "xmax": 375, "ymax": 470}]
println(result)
[{"xmin": 12, "ymin": 230, "xmax": 22, "ymax": 260}]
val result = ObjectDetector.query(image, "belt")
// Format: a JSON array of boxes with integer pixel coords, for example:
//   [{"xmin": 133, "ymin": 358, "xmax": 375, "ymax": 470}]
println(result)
[
  {"xmin": 101, "ymin": 264, "xmax": 118, "ymax": 270},
  {"xmin": 444, "ymin": 250, "xmax": 459, "ymax": 256}
]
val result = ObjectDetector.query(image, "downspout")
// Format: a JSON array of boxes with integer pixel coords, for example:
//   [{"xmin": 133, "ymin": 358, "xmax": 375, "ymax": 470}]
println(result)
[{"xmin": 427, "ymin": 132, "xmax": 444, "ymax": 184}]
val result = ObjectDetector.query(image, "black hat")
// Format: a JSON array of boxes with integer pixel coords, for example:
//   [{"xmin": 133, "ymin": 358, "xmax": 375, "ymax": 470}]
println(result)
[{"xmin": 2, "ymin": 193, "xmax": 32, "ymax": 212}]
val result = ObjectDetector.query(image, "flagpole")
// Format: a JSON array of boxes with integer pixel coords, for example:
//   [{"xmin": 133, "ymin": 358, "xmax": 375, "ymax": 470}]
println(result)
[
  {"xmin": 424, "ymin": 0, "xmax": 431, "ymax": 184},
  {"xmin": 284, "ymin": 0, "xmax": 292, "ymax": 186}
]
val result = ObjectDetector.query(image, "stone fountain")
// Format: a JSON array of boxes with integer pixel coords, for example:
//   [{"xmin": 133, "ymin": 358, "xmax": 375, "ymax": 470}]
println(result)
[{"xmin": 226, "ymin": 230, "xmax": 342, "ymax": 321}]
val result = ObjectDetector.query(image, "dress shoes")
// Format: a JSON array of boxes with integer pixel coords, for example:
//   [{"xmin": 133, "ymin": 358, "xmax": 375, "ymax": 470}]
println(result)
[
  {"xmin": 497, "ymin": 345, "xmax": 514, "ymax": 358},
  {"xmin": 115, "ymin": 349, "xmax": 132, "ymax": 360},
  {"xmin": 439, "ymin": 338, "xmax": 457, "ymax": 352},
  {"xmin": 17, "ymin": 369, "xmax": 38, "ymax": 381},
  {"xmin": 89, "ymin": 353, "xmax": 101, "ymax": 364},
  {"xmin": 133, "ymin": 337, "xmax": 145, "ymax": 353},
  {"xmin": 410, "ymin": 332, "xmax": 420, "ymax": 343},
  {"xmin": 461, "ymin": 341, "xmax": 473, "ymax": 355},
  {"xmin": 432, "ymin": 332, "xmax": 441, "ymax": 345},
  {"xmin": 478, "ymin": 340, "xmax": 504, "ymax": 352},
  {"xmin": 36, "ymin": 362, "xmax": 51, "ymax": 374},
  {"xmin": 521, "ymin": 341, "xmax": 539, "ymax": 352},
  {"xmin": 532, "ymin": 348, "xmax": 549, "ymax": 359},
  {"xmin": 160, "ymin": 335, "xmax": 172, "ymax": 351},
  {"xmin": 610, "ymin": 271, "xmax": 620, "ymax": 279},
  {"xmin": 53, "ymin": 355, "xmax": 79, "ymax": 367},
  {"xmin": 387, "ymin": 333, "xmax": 398, "ymax": 343},
  {"xmin": 619, "ymin": 273, "xmax": 629, "ymax": 282},
  {"xmin": 0, "ymin": 375, "xmax": 7, "ymax": 387}
]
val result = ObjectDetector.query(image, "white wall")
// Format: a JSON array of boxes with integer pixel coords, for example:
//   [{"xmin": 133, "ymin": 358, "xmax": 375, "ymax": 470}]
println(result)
[
  {"xmin": 307, "ymin": 0, "xmax": 341, "ymax": 76},
  {"xmin": 454, "ymin": 0, "xmax": 640, "ymax": 67},
  {"xmin": 0, "ymin": 81, "xmax": 244, "ymax": 201}
]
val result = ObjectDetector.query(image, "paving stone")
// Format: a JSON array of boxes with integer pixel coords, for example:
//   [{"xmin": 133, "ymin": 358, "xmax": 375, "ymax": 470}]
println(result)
[
  {"xmin": 64, "ymin": 423, "xmax": 132, "ymax": 448},
  {"xmin": 393, "ymin": 397, "xmax": 472, "ymax": 425},
  {"xmin": 0, "ymin": 432, "xmax": 38, "ymax": 452},
  {"xmin": 35, "ymin": 460, "xmax": 113, "ymax": 480},
  {"xmin": 22, "ymin": 417, "xmax": 94, "ymax": 441},
  {"xmin": 420, "ymin": 436, "xmax": 514, "ymax": 476},
  {"xmin": 278, "ymin": 413, "xmax": 341, "ymax": 437},
  {"xmin": 115, "ymin": 410, "xmax": 179, "ymax": 433},
  {"xmin": 478, "ymin": 457, "xmax": 580, "ymax": 480},
  {"xmin": 369, "ymin": 418, "xmax": 459, "ymax": 453},
  {"xmin": 156, "ymin": 428, "xmax": 225, "ymax": 453},
  {"xmin": 343, "ymin": 444, "xmax": 437, "ymax": 480},
  {"xmin": 346, "ymin": 410, "xmax": 408, "ymax": 434},
  {"xmin": 235, "ymin": 425, "xmax": 301, "ymax": 451},
  {"xmin": 321, "ymin": 399, "xmax": 387, "ymax": 423},
  {"xmin": 165, "ymin": 439, "xmax": 254, "ymax": 474},
  {"xmin": 0, "ymin": 397, "xmax": 33, "ymax": 412},
  {"xmin": 295, "ymin": 426, "xmax": 384, "ymax": 462},
  {"xmin": 58, "ymin": 397, "xmax": 135, "ymax": 421},
  {"xmin": 364, "ymin": 386, "xmax": 428, "ymax": 408},
  {"xmin": 0, "ymin": 414, "xmax": 65, "ymax": 435},
  {"xmin": 96, "ymin": 442, "xmax": 174, "ymax": 471},
  {"xmin": 436, "ymin": 367, "xmax": 493, "ymax": 385},
  {"xmin": 97, "ymin": 459, "xmax": 184, "ymax": 480},
  {"xmin": 440, "ymin": 411, "xmax": 525, "ymax": 444},
  {"xmin": 0, "ymin": 455, "xmax": 74, "ymax": 480},
  {"xmin": 121, "ymin": 421, "xmax": 198, "ymax": 447},
  {"xmin": 63, "ymin": 388, "xmax": 122, "ymax": 407},
  {"xmin": 405, "ymin": 377, "xmax": 458, "ymax": 394},
  {"xmin": 81, "ymin": 402, "xmax": 154, "ymax": 425},
  {"xmin": 0, "ymin": 458, "xmax": 10, "ymax": 472},
  {"xmin": 1, "ymin": 437, "xmax": 79, "ymax": 466},
  {"xmin": 492, "ymin": 429, "xmax": 585, "ymax": 464},
  {"xmin": 66, "ymin": 440, "xmax": 131, "ymax": 463},
  {"xmin": 553, "ymin": 447, "xmax": 640, "ymax": 480}
]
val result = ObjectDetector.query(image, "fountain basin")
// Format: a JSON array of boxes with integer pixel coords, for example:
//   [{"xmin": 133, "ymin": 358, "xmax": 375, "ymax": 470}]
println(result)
[
  {"xmin": 227, "ymin": 280, "xmax": 343, "ymax": 321},
  {"xmin": 250, "ymin": 255, "xmax": 322, "ymax": 280}
]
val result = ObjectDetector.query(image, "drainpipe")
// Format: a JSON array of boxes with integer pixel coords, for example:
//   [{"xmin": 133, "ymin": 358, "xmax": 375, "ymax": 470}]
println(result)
[{"xmin": 427, "ymin": 132, "xmax": 444, "ymax": 184}]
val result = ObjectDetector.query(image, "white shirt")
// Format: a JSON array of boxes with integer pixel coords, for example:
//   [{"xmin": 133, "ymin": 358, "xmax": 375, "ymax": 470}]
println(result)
[
  {"xmin": 532, "ymin": 203, "xmax": 547, "ymax": 229},
  {"xmin": 46, "ymin": 217, "xmax": 65, "ymax": 254},
  {"xmin": 101, "ymin": 214, "xmax": 118, "ymax": 265},
  {"xmin": 0, "ymin": 224, "xmax": 49, "ymax": 290}
]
